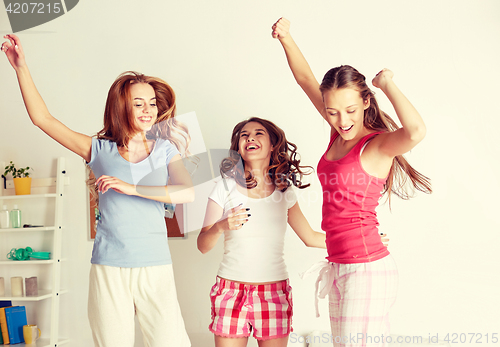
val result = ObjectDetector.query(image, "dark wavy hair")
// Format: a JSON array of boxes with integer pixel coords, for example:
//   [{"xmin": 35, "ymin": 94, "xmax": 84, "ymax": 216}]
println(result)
[
  {"xmin": 221, "ymin": 117, "xmax": 312, "ymax": 192},
  {"xmin": 320, "ymin": 65, "xmax": 432, "ymax": 203}
]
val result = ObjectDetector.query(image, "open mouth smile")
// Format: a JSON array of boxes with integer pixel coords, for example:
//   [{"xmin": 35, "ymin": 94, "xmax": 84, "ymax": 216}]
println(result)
[
  {"xmin": 340, "ymin": 125, "xmax": 353, "ymax": 132},
  {"xmin": 138, "ymin": 116, "xmax": 153, "ymax": 123},
  {"xmin": 245, "ymin": 144, "xmax": 260, "ymax": 151}
]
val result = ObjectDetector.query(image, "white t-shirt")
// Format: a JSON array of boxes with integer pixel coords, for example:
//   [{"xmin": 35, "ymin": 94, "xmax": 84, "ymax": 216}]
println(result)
[{"xmin": 208, "ymin": 177, "xmax": 297, "ymax": 283}]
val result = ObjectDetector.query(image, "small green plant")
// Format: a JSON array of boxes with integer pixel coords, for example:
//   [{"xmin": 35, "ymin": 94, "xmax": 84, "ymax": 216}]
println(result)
[{"xmin": 3, "ymin": 161, "xmax": 33, "ymax": 178}]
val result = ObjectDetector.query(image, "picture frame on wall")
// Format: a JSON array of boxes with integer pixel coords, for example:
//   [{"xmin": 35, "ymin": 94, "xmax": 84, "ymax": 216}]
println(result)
[{"xmin": 164, "ymin": 203, "xmax": 187, "ymax": 239}]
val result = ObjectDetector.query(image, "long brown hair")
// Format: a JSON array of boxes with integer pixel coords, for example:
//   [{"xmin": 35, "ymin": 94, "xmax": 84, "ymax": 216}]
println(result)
[
  {"xmin": 221, "ymin": 117, "xmax": 312, "ymax": 192},
  {"xmin": 88, "ymin": 71, "xmax": 192, "ymax": 205},
  {"xmin": 96, "ymin": 71, "xmax": 190, "ymax": 155},
  {"xmin": 319, "ymin": 65, "xmax": 432, "ymax": 203}
]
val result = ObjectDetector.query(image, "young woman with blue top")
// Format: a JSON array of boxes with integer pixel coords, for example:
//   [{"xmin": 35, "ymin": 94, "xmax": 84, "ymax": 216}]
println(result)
[{"xmin": 2, "ymin": 34, "xmax": 193, "ymax": 347}]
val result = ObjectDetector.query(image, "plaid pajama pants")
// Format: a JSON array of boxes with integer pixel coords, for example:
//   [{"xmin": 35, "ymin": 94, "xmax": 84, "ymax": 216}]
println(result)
[
  {"xmin": 209, "ymin": 277, "xmax": 293, "ymax": 340},
  {"xmin": 306, "ymin": 255, "xmax": 398, "ymax": 347},
  {"xmin": 328, "ymin": 255, "xmax": 398, "ymax": 347}
]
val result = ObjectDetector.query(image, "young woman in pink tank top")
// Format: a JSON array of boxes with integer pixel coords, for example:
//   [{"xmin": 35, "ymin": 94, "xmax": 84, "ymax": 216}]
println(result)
[{"xmin": 271, "ymin": 18, "xmax": 432, "ymax": 346}]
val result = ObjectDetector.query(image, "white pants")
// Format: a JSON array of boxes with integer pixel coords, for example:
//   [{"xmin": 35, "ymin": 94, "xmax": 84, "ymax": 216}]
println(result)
[{"xmin": 88, "ymin": 264, "xmax": 191, "ymax": 347}]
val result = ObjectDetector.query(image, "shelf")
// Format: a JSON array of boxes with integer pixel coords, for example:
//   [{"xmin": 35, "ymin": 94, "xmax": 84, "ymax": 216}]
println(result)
[
  {"xmin": 1, "ymin": 290, "xmax": 52, "ymax": 301},
  {"xmin": 42, "ymin": 338, "xmax": 70, "ymax": 347},
  {"xmin": 0, "ymin": 259, "xmax": 54, "ymax": 265},
  {"xmin": 12, "ymin": 337, "xmax": 70, "ymax": 347},
  {"xmin": 0, "ymin": 193, "xmax": 57, "ymax": 200},
  {"xmin": 0, "ymin": 226, "xmax": 56, "ymax": 233},
  {"xmin": 0, "ymin": 289, "xmax": 68, "ymax": 302},
  {"xmin": 1, "ymin": 158, "xmax": 67, "ymax": 345}
]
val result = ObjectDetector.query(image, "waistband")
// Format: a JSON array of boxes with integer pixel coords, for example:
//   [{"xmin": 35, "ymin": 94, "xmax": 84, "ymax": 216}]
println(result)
[
  {"xmin": 215, "ymin": 276, "xmax": 289, "ymax": 292},
  {"xmin": 300, "ymin": 255, "xmax": 396, "ymax": 317}
]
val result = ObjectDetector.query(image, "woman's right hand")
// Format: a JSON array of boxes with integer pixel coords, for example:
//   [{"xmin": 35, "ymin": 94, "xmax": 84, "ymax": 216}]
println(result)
[
  {"xmin": 271, "ymin": 17, "xmax": 290, "ymax": 40},
  {"xmin": 198, "ymin": 201, "xmax": 250, "ymax": 254},
  {"xmin": 218, "ymin": 205, "xmax": 250, "ymax": 231},
  {"xmin": 1, "ymin": 34, "xmax": 27, "ymax": 70}
]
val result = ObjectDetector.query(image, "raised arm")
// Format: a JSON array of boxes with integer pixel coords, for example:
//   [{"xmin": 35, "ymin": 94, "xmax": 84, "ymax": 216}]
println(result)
[
  {"xmin": 271, "ymin": 18, "xmax": 325, "ymax": 119},
  {"xmin": 2, "ymin": 34, "xmax": 92, "ymax": 161},
  {"xmin": 197, "ymin": 203, "xmax": 250, "ymax": 254},
  {"xmin": 96, "ymin": 154, "xmax": 195, "ymax": 204},
  {"xmin": 371, "ymin": 69, "xmax": 426, "ymax": 157}
]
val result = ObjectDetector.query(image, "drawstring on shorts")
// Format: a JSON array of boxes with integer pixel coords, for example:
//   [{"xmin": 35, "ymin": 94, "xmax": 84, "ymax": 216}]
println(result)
[{"xmin": 299, "ymin": 260, "xmax": 336, "ymax": 317}]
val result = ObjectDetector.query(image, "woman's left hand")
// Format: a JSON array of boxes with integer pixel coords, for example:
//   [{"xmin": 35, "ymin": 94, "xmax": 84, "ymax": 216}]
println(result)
[
  {"xmin": 271, "ymin": 17, "xmax": 290, "ymax": 40},
  {"xmin": 380, "ymin": 233, "xmax": 389, "ymax": 247},
  {"xmin": 96, "ymin": 175, "xmax": 136, "ymax": 196},
  {"xmin": 372, "ymin": 68, "xmax": 394, "ymax": 90}
]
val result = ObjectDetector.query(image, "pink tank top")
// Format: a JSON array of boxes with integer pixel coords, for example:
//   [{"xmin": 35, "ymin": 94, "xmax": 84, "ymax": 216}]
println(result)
[{"xmin": 317, "ymin": 131, "xmax": 390, "ymax": 264}]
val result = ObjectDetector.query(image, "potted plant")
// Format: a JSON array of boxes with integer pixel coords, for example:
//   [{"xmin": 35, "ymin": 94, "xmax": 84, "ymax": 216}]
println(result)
[{"xmin": 3, "ymin": 161, "xmax": 34, "ymax": 195}]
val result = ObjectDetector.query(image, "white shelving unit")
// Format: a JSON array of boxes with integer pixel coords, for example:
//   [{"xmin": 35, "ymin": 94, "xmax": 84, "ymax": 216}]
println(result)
[{"xmin": 0, "ymin": 157, "xmax": 69, "ymax": 347}]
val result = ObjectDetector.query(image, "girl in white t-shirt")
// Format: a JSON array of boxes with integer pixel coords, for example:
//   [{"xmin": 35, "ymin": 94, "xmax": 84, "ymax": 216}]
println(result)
[{"xmin": 197, "ymin": 117, "xmax": 387, "ymax": 347}]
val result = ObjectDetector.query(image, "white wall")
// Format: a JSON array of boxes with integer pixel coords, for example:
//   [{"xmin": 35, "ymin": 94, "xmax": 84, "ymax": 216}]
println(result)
[{"xmin": 0, "ymin": 1, "xmax": 499, "ymax": 346}]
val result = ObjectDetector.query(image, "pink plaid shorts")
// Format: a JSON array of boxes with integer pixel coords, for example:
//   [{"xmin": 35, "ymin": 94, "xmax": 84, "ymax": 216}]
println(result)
[{"xmin": 209, "ymin": 277, "xmax": 293, "ymax": 340}]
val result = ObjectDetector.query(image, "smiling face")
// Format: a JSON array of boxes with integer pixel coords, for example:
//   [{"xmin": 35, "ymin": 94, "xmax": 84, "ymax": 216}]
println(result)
[
  {"xmin": 238, "ymin": 121, "xmax": 274, "ymax": 165},
  {"xmin": 130, "ymin": 82, "xmax": 158, "ymax": 133},
  {"xmin": 323, "ymin": 87, "xmax": 370, "ymax": 141}
]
